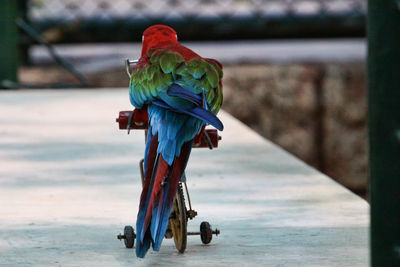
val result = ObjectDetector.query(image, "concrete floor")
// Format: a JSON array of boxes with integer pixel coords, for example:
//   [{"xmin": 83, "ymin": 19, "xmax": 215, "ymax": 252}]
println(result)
[{"xmin": 0, "ymin": 89, "xmax": 368, "ymax": 266}]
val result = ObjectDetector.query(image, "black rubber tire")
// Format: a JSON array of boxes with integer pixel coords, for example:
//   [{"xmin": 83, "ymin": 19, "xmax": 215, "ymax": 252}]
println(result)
[
  {"xmin": 170, "ymin": 183, "xmax": 187, "ymax": 253},
  {"xmin": 124, "ymin": 225, "xmax": 135, "ymax": 249},
  {"xmin": 200, "ymin": 221, "xmax": 212, "ymax": 244}
]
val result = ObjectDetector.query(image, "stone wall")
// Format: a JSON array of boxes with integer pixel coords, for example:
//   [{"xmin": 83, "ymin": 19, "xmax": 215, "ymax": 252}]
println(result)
[{"xmin": 222, "ymin": 63, "xmax": 367, "ymax": 197}]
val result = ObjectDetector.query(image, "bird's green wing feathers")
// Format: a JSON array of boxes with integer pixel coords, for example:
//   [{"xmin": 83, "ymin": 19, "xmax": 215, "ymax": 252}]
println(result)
[{"xmin": 129, "ymin": 49, "xmax": 223, "ymax": 114}]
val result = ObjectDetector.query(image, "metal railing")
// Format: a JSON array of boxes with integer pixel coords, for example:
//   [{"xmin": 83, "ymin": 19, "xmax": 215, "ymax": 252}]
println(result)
[
  {"xmin": 26, "ymin": 0, "xmax": 367, "ymax": 42},
  {"xmin": 28, "ymin": 0, "xmax": 366, "ymax": 19}
]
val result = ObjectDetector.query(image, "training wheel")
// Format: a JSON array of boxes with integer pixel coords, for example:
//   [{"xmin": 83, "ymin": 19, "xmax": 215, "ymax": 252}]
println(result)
[
  {"xmin": 200, "ymin": 221, "xmax": 213, "ymax": 244},
  {"xmin": 123, "ymin": 225, "xmax": 135, "ymax": 248}
]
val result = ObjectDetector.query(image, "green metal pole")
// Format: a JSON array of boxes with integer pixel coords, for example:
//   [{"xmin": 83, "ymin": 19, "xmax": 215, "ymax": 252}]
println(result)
[
  {"xmin": 368, "ymin": 0, "xmax": 400, "ymax": 266},
  {"xmin": 0, "ymin": 0, "xmax": 18, "ymax": 86},
  {"xmin": 18, "ymin": 0, "xmax": 31, "ymax": 65}
]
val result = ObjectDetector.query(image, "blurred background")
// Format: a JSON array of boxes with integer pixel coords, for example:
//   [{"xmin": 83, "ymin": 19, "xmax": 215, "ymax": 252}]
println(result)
[{"xmin": 2, "ymin": 0, "xmax": 367, "ymax": 197}]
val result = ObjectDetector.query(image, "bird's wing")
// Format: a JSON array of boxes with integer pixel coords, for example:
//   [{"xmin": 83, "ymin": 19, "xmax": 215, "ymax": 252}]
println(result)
[{"xmin": 129, "ymin": 47, "xmax": 223, "ymax": 115}]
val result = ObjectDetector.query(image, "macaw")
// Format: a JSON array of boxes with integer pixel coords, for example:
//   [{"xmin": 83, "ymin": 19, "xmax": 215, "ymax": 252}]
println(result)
[{"xmin": 128, "ymin": 25, "xmax": 223, "ymax": 258}]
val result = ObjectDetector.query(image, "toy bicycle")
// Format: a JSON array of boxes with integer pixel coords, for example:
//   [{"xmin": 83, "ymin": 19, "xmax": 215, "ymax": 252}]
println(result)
[{"xmin": 116, "ymin": 60, "xmax": 221, "ymax": 253}]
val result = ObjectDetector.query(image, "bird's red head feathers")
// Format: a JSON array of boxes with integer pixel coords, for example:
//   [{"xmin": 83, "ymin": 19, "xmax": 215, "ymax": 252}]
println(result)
[{"xmin": 141, "ymin": 25, "xmax": 178, "ymax": 57}]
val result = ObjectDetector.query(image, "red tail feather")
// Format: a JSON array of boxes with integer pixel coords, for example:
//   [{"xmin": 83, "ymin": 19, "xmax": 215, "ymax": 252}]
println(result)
[
  {"xmin": 143, "ymin": 157, "xmax": 169, "ymax": 232},
  {"xmin": 138, "ymin": 134, "xmax": 159, "ymax": 212},
  {"xmin": 166, "ymin": 141, "xmax": 193, "ymax": 204}
]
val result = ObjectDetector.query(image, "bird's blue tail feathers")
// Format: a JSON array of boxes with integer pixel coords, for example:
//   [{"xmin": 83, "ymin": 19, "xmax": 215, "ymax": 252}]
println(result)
[{"xmin": 135, "ymin": 116, "xmax": 194, "ymax": 258}]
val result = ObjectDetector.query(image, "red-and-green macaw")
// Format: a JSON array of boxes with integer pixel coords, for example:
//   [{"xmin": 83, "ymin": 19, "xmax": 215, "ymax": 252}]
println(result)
[{"xmin": 129, "ymin": 24, "xmax": 223, "ymax": 258}]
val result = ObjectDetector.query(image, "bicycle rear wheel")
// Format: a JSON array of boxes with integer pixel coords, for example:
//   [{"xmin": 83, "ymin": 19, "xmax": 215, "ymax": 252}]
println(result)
[{"xmin": 170, "ymin": 183, "xmax": 187, "ymax": 253}]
